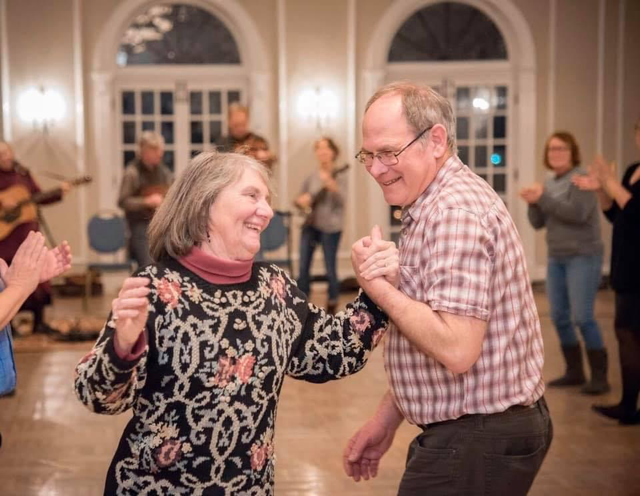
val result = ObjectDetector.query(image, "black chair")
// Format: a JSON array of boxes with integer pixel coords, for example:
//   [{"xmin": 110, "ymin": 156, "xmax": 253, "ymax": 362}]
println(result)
[
  {"xmin": 260, "ymin": 210, "xmax": 293, "ymax": 275},
  {"xmin": 83, "ymin": 212, "xmax": 135, "ymax": 310}
]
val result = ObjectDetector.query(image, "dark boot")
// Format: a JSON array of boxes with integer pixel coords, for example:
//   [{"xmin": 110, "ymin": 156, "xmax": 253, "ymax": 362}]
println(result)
[
  {"xmin": 581, "ymin": 348, "xmax": 610, "ymax": 395},
  {"xmin": 591, "ymin": 404, "xmax": 640, "ymax": 425},
  {"xmin": 548, "ymin": 344, "xmax": 586, "ymax": 387}
]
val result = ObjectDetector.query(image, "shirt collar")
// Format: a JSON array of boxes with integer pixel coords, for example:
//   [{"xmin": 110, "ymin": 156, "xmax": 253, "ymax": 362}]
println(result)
[{"xmin": 401, "ymin": 155, "xmax": 463, "ymax": 227}]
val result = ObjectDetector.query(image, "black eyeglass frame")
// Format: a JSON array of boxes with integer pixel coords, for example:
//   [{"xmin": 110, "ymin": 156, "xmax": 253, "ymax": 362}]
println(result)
[{"xmin": 355, "ymin": 126, "xmax": 433, "ymax": 167}]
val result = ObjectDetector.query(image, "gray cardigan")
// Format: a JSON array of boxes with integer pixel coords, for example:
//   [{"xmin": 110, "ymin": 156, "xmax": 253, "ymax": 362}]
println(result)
[
  {"xmin": 299, "ymin": 168, "xmax": 348, "ymax": 233},
  {"xmin": 527, "ymin": 167, "xmax": 603, "ymax": 257}
]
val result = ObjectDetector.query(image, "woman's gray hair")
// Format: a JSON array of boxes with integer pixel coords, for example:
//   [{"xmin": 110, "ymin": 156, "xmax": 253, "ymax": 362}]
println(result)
[
  {"xmin": 365, "ymin": 81, "xmax": 457, "ymax": 153},
  {"xmin": 148, "ymin": 151, "xmax": 273, "ymax": 261}
]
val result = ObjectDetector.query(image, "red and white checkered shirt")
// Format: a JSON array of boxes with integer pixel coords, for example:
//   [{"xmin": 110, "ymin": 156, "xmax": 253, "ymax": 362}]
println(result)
[{"xmin": 384, "ymin": 155, "xmax": 545, "ymax": 426}]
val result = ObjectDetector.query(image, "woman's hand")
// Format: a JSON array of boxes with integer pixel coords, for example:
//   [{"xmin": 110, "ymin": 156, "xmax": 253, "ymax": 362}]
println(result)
[
  {"xmin": 112, "ymin": 277, "xmax": 151, "ymax": 354},
  {"xmin": 39, "ymin": 240, "xmax": 72, "ymax": 283},
  {"xmin": 4, "ymin": 231, "xmax": 48, "ymax": 296},
  {"xmin": 519, "ymin": 183, "xmax": 543, "ymax": 204},
  {"xmin": 573, "ymin": 156, "xmax": 616, "ymax": 192},
  {"xmin": 572, "ymin": 172, "xmax": 601, "ymax": 191},
  {"xmin": 591, "ymin": 154, "xmax": 616, "ymax": 185},
  {"xmin": 354, "ymin": 225, "xmax": 399, "ymax": 288}
]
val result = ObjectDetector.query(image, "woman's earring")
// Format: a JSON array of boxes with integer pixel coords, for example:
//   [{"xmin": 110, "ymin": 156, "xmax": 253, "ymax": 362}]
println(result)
[{"xmin": 207, "ymin": 232, "xmax": 211, "ymax": 243}]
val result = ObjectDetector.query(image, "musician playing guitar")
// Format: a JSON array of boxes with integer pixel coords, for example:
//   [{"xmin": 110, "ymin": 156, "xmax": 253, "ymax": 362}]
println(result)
[
  {"xmin": 294, "ymin": 137, "xmax": 349, "ymax": 315},
  {"xmin": 118, "ymin": 131, "xmax": 173, "ymax": 268},
  {"xmin": 0, "ymin": 141, "xmax": 71, "ymax": 334}
]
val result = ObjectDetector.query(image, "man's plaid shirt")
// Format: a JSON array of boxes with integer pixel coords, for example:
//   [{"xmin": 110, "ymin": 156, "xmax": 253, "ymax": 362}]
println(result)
[{"xmin": 384, "ymin": 155, "xmax": 545, "ymax": 425}]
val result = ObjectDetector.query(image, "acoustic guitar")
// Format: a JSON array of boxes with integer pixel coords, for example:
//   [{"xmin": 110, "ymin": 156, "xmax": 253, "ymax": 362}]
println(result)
[
  {"xmin": 0, "ymin": 176, "xmax": 92, "ymax": 241},
  {"xmin": 296, "ymin": 164, "xmax": 350, "ymax": 226}
]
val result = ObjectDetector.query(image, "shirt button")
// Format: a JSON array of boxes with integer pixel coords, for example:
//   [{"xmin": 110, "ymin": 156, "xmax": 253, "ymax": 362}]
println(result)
[{"xmin": 258, "ymin": 372, "xmax": 265, "ymax": 379}]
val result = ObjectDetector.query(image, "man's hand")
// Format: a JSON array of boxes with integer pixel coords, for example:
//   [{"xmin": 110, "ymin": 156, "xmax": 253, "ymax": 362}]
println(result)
[
  {"xmin": 4, "ymin": 231, "xmax": 48, "ymax": 296},
  {"xmin": 343, "ymin": 416, "xmax": 396, "ymax": 482},
  {"xmin": 352, "ymin": 225, "xmax": 399, "ymax": 291},
  {"xmin": 39, "ymin": 240, "xmax": 72, "ymax": 283},
  {"xmin": 358, "ymin": 225, "xmax": 399, "ymax": 288},
  {"xmin": 112, "ymin": 277, "xmax": 151, "ymax": 355},
  {"xmin": 144, "ymin": 193, "xmax": 164, "ymax": 209}
]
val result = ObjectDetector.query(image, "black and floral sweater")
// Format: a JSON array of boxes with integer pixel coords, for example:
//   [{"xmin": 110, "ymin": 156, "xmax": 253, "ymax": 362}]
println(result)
[{"xmin": 74, "ymin": 260, "xmax": 388, "ymax": 496}]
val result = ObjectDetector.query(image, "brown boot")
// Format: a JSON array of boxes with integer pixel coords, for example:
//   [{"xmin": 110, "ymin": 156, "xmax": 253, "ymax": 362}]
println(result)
[{"xmin": 548, "ymin": 345, "xmax": 586, "ymax": 387}]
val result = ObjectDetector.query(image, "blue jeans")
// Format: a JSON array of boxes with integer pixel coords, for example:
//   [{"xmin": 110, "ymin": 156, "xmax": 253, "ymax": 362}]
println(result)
[
  {"xmin": 128, "ymin": 221, "xmax": 153, "ymax": 268},
  {"xmin": 546, "ymin": 254, "xmax": 604, "ymax": 350},
  {"xmin": 297, "ymin": 226, "xmax": 341, "ymax": 302}
]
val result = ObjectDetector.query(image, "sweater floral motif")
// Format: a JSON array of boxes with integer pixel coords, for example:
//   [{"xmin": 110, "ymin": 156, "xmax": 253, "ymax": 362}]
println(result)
[{"xmin": 74, "ymin": 260, "xmax": 388, "ymax": 495}]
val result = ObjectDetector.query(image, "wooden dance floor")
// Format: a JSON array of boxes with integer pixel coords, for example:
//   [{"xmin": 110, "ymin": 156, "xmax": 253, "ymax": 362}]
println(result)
[{"xmin": 1, "ymin": 285, "xmax": 639, "ymax": 495}]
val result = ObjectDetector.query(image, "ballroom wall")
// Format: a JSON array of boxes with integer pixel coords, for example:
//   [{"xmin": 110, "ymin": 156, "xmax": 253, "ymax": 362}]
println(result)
[{"xmin": 0, "ymin": 0, "xmax": 638, "ymax": 279}]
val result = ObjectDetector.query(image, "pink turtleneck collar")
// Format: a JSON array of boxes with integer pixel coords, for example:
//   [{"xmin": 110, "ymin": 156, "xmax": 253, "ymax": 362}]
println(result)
[{"xmin": 178, "ymin": 246, "xmax": 253, "ymax": 284}]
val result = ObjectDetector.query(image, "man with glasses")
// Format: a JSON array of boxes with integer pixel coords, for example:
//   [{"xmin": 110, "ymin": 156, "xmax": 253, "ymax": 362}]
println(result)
[{"xmin": 343, "ymin": 82, "xmax": 552, "ymax": 495}]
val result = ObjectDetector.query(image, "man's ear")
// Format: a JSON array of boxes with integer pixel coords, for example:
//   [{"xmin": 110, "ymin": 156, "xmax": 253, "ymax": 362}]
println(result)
[{"xmin": 429, "ymin": 124, "xmax": 449, "ymax": 159}]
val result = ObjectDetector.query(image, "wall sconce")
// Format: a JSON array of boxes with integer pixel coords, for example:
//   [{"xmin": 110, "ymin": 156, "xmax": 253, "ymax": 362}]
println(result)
[
  {"xmin": 297, "ymin": 87, "xmax": 338, "ymax": 132},
  {"xmin": 17, "ymin": 86, "xmax": 66, "ymax": 132}
]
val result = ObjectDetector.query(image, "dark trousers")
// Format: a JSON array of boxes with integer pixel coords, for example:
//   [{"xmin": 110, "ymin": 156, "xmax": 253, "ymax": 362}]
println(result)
[
  {"xmin": 297, "ymin": 226, "xmax": 341, "ymax": 302},
  {"xmin": 399, "ymin": 398, "xmax": 553, "ymax": 496},
  {"xmin": 614, "ymin": 293, "xmax": 640, "ymax": 412}
]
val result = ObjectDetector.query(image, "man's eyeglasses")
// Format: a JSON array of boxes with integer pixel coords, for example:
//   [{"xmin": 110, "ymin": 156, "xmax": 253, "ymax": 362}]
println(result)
[{"xmin": 355, "ymin": 126, "xmax": 433, "ymax": 167}]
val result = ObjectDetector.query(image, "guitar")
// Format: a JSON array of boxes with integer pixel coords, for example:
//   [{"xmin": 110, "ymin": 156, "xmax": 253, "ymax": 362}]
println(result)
[
  {"xmin": 0, "ymin": 176, "xmax": 92, "ymax": 241},
  {"xmin": 296, "ymin": 164, "xmax": 350, "ymax": 226}
]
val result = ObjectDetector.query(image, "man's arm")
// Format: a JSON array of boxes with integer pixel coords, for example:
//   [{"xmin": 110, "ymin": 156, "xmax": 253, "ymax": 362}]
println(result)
[
  {"xmin": 362, "ymin": 278, "xmax": 486, "ymax": 374},
  {"xmin": 343, "ymin": 390, "xmax": 404, "ymax": 481},
  {"xmin": 353, "ymin": 209, "xmax": 491, "ymax": 374}
]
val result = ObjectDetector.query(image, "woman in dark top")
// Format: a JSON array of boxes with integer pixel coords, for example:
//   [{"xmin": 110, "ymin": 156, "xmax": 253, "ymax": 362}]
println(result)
[{"xmin": 574, "ymin": 118, "xmax": 640, "ymax": 424}]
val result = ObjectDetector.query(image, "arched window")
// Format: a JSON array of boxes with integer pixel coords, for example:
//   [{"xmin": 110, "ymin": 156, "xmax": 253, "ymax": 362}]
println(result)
[
  {"xmin": 116, "ymin": 4, "xmax": 241, "ymax": 66},
  {"xmin": 388, "ymin": 2, "xmax": 507, "ymax": 62}
]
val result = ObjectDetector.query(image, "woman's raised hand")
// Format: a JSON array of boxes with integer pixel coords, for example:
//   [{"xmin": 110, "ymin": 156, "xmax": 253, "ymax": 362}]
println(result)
[{"xmin": 112, "ymin": 277, "xmax": 151, "ymax": 353}]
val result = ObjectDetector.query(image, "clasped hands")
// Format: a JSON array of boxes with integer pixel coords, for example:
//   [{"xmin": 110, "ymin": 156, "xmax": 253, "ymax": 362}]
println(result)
[{"xmin": 351, "ymin": 225, "xmax": 399, "ymax": 296}]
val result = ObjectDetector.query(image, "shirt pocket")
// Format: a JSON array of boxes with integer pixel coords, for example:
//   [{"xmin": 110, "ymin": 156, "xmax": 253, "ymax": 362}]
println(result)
[{"xmin": 400, "ymin": 265, "xmax": 421, "ymax": 300}]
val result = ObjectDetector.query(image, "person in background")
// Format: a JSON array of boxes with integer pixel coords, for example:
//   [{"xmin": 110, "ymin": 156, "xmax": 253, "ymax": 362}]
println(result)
[
  {"xmin": 1, "ymin": 232, "xmax": 71, "ymax": 446},
  {"xmin": 0, "ymin": 141, "xmax": 70, "ymax": 334},
  {"xmin": 573, "ymin": 117, "xmax": 640, "ymax": 424},
  {"xmin": 295, "ymin": 137, "xmax": 348, "ymax": 315},
  {"xmin": 343, "ymin": 82, "xmax": 551, "ymax": 495},
  {"xmin": 118, "ymin": 131, "xmax": 173, "ymax": 268},
  {"xmin": 520, "ymin": 131, "xmax": 609, "ymax": 395},
  {"xmin": 74, "ymin": 151, "xmax": 397, "ymax": 494},
  {"xmin": 217, "ymin": 103, "xmax": 276, "ymax": 170}
]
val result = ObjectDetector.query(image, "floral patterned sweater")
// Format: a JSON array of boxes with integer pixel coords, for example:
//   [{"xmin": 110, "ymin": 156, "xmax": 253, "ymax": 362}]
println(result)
[{"xmin": 74, "ymin": 260, "xmax": 388, "ymax": 496}]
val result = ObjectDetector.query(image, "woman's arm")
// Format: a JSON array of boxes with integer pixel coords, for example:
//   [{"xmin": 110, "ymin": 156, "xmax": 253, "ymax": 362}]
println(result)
[
  {"xmin": 286, "ymin": 284, "xmax": 389, "ymax": 383},
  {"xmin": 74, "ymin": 277, "xmax": 151, "ymax": 415}
]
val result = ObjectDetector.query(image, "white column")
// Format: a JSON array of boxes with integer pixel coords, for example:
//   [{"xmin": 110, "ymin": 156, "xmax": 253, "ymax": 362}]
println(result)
[
  {"xmin": 91, "ymin": 71, "xmax": 116, "ymax": 211},
  {"xmin": 362, "ymin": 70, "xmax": 387, "ymax": 233}
]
